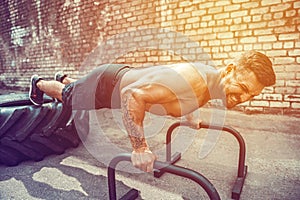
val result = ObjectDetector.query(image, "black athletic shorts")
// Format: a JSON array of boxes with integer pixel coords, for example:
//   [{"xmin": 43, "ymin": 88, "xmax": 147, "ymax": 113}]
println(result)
[{"xmin": 61, "ymin": 64, "xmax": 131, "ymax": 111}]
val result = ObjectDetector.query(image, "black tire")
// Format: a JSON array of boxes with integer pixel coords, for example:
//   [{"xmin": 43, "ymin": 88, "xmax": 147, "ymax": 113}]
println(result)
[{"xmin": 0, "ymin": 93, "xmax": 89, "ymax": 166}]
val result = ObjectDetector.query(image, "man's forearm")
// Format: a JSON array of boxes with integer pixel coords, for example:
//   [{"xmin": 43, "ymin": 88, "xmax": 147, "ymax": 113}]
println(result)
[{"xmin": 121, "ymin": 91, "xmax": 148, "ymax": 151}]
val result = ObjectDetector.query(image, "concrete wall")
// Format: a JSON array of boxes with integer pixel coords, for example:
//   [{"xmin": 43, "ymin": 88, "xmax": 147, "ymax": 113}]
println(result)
[{"xmin": 0, "ymin": 0, "xmax": 299, "ymax": 115}]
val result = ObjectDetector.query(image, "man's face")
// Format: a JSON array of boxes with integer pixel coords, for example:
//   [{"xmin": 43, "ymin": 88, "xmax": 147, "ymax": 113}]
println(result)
[{"xmin": 222, "ymin": 66, "xmax": 264, "ymax": 109}]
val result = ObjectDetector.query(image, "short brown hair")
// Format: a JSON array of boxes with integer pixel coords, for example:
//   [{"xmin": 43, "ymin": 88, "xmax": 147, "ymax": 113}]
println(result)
[{"xmin": 234, "ymin": 50, "xmax": 276, "ymax": 86}]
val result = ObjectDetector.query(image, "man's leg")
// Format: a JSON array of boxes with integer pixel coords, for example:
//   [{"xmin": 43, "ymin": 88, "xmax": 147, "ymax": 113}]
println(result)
[
  {"xmin": 54, "ymin": 71, "xmax": 77, "ymax": 85},
  {"xmin": 62, "ymin": 77, "xmax": 76, "ymax": 85},
  {"xmin": 36, "ymin": 80, "xmax": 65, "ymax": 102},
  {"xmin": 29, "ymin": 74, "xmax": 69, "ymax": 105}
]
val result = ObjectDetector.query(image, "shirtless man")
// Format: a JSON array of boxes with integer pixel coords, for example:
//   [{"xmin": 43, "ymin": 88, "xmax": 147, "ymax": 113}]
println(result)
[{"xmin": 29, "ymin": 50, "xmax": 276, "ymax": 172}]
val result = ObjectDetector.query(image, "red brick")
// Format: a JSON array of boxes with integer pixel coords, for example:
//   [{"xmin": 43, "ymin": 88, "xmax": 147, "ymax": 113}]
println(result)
[
  {"xmin": 253, "ymin": 94, "xmax": 263, "ymax": 100},
  {"xmin": 266, "ymin": 50, "xmax": 287, "ymax": 57},
  {"xmin": 258, "ymin": 35, "xmax": 277, "ymax": 42},
  {"xmin": 286, "ymin": 10, "xmax": 297, "ymax": 17},
  {"xmin": 147, "ymin": 56, "xmax": 158, "ymax": 62},
  {"xmin": 235, "ymin": 30, "xmax": 252, "ymax": 37},
  {"xmin": 199, "ymin": 2, "xmax": 214, "ymax": 9},
  {"xmin": 263, "ymin": 94, "xmax": 283, "ymax": 101},
  {"xmin": 271, "ymin": 3, "xmax": 291, "ymax": 12},
  {"xmin": 230, "ymin": 15, "xmax": 239, "ymax": 23},
  {"xmin": 213, "ymin": 26, "xmax": 229, "ymax": 32},
  {"xmin": 131, "ymin": 20, "xmax": 142, "ymax": 27},
  {"xmin": 268, "ymin": 19, "xmax": 287, "ymax": 27},
  {"xmin": 208, "ymin": 7, "xmax": 223, "ymax": 14},
  {"xmin": 123, "ymin": 12, "xmax": 132, "ymax": 18},
  {"xmin": 274, "ymin": 12, "xmax": 284, "ymax": 19},
  {"xmin": 192, "ymin": 10, "xmax": 206, "ymax": 17},
  {"xmin": 284, "ymin": 41, "xmax": 294, "ymax": 49},
  {"xmin": 217, "ymin": 20, "xmax": 225, "ymax": 26},
  {"xmin": 214, "ymin": 13, "xmax": 230, "ymax": 20},
  {"xmin": 274, "ymin": 57, "xmax": 295, "ymax": 64},
  {"xmin": 250, "ymin": 7, "xmax": 269, "ymax": 15},
  {"xmin": 127, "ymin": 16, "xmax": 137, "ymax": 22},
  {"xmin": 261, "ymin": 0, "xmax": 281, "ymax": 6},
  {"xmin": 243, "ymin": 16, "xmax": 251, "ymax": 23},
  {"xmin": 231, "ymin": 10, "xmax": 248, "ymax": 18},
  {"xmin": 240, "ymin": 37, "xmax": 257, "ymax": 44},
  {"xmin": 263, "ymin": 13, "xmax": 273, "ymax": 20},
  {"xmin": 225, "ymin": 19, "xmax": 233, "ymax": 25},
  {"xmin": 187, "ymin": 17, "xmax": 200, "ymax": 24},
  {"xmin": 253, "ymin": 43, "xmax": 262, "ymax": 50},
  {"xmin": 279, "ymin": 33, "xmax": 300, "ymax": 40},
  {"xmin": 230, "ymin": 24, "xmax": 247, "ymax": 31},
  {"xmin": 159, "ymin": 56, "xmax": 171, "ymax": 62},
  {"xmin": 183, "ymin": 5, "xmax": 196, "ymax": 12},
  {"xmin": 204, "ymin": 34, "xmax": 216, "ymax": 40},
  {"xmin": 198, "ymin": 27, "xmax": 213, "ymax": 34},
  {"xmin": 178, "ymin": 1, "xmax": 192, "ymax": 7},
  {"xmin": 275, "ymin": 87, "xmax": 296, "ymax": 94},
  {"xmin": 221, "ymin": 39, "xmax": 236, "ymax": 45},
  {"xmin": 263, "ymin": 87, "xmax": 275, "ymax": 93},
  {"xmin": 270, "ymin": 101, "xmax": 290, "ymax": 108},
  {"xmin": 291, "ymin": 103, "xmax": 300, "ymax": 109},
  {"xmin": 202, "ymin": 15, "xmax": 213, "ymax": 21},
  {"xmin": 245, "ymin": 107, "xmax": 264, "ymax": 113},
  {"xmin": 216, "ymin": 0, "xmax": 231, "ymax": 6},
  {"xmin": 161, "ymin": 21, "xmax": 173, "ymax": 27},
  {"xmin": 250, "ymin": 100, "xmax": 270, "ymax": 107},
  {"xmin": 224, "ymin": 4, "xmax": 240, "ymax": 12},
  {"xmin": 275, "ymin": 80, "xmax": 285, "ymax": 87},
  {"xmin": 174, "ymin": 8, "xmax": 183, "ymax": 15},
  {"xmin": 232, "ymin": 0, "xmax": 250, "ymax": 3},
  {"xmin": 253, "ymin": 15, "xmax": 263, "ymax": 21},
  {"xmin": 242, "ymin": 2, "xmax": 259, "ymax": 8},
  {"xmin": 212, "ymin": 53, "xmax": 227, "ymax": 59},
  {"xmin": 178, "ymin": 12, "xmax": 191, "ymax": 19},
  {"xmin": 288, "ymin": 50, "xmax": 300, "ymax": 56},
  {"xmin": 276, "ymin": 72, "xmax": 295, "ymax": 79},
  {"xmin": 284, "ymin": 95, "xmax": 300, "ymax": 102},
  {"xmin": 286, "ymin": 80, "xmax": 300, "ymax": 87},
  {"xmin": 185, "ymin": 30, "xmax": 197, "ymax": 36},
  {"xmin": 217, "ymin": 32, "xmax": 234, "ymax": 39},
  {"xmin": 248, "ymin": 22, "xmax": 267, "ymax": 29},
  {"xmin": 274, "ymin": 25, "xmax": 296, "ymax": 33}
]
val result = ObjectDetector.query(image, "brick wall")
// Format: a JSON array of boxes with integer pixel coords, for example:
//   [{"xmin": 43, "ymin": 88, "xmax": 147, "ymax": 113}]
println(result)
[{"xmin": 0, "ymin": 0, "xmax": 299, "ymax": 115}]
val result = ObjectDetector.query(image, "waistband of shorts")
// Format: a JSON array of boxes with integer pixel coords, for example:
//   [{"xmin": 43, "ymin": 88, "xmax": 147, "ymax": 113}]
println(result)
[{"xmin": 112, "ymin": 65, "xmax": 132, "ymax": 86}]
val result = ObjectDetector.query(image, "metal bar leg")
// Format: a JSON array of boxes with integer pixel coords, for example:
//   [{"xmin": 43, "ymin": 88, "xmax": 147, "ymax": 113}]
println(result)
[{"xmin": 162, "ymin": 121, "xmax": 247, "ymax": 200}]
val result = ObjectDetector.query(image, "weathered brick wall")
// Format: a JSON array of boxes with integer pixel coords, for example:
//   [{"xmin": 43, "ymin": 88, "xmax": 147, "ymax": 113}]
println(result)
[{"xmin": 0, "ymin": 0, "xmax": 299, "ymax": 115}]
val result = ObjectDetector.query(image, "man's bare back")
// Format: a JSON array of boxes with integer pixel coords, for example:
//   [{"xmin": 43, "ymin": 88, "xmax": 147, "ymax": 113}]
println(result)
[{"xmin": 120, "ymin": 63, "xmax": 211, "ymax": 117}]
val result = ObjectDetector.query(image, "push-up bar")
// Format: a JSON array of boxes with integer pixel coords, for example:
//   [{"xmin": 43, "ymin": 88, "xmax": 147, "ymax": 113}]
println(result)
[
  {"xmin": 108, "ymin": 153, "xmax": 221, "ymax": 200},
  {"xmin": 154, "ymin": 121, "xmax": 247, "ymax": 200}
]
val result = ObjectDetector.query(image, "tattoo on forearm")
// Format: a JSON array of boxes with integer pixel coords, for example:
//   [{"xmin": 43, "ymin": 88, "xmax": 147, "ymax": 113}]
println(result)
[{"xmin": 121, "ymin": 93, "xmax": 147, "ymax": 150}]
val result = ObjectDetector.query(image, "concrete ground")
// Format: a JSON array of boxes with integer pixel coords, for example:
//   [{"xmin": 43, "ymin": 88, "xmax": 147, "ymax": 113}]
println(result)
[{"xmin": 0, "ymin": 107, "xmax": 299, "ymax": 200}]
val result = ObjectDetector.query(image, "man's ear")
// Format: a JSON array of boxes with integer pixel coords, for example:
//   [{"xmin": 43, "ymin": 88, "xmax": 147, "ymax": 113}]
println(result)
[{"xmin": 225, "ymin": 63, "xmax": 236, "ymax": 75}]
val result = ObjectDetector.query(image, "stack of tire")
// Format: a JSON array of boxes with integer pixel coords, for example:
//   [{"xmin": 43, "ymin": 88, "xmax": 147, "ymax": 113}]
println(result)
[{"xmin": 0, "ymin": 93, "xmax": 89, "ymax": 166}]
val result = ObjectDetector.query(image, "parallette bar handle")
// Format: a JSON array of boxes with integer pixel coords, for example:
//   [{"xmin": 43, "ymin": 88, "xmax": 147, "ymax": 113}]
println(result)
[{"xmin": 108, "ymin": 153, "xmax": 221, "ymax": 200}]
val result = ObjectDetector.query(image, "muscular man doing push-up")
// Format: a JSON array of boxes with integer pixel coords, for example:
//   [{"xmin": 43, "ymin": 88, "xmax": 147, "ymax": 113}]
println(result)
[{"xmin": 29, "ymin": 50, "xmax": 276, "ymax": 172}]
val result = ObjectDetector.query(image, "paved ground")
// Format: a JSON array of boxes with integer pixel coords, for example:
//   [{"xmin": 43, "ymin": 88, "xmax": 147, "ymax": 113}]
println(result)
[{"xmin": 0, "ymin": 104, "xmax": 299, "ymax": 199}]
